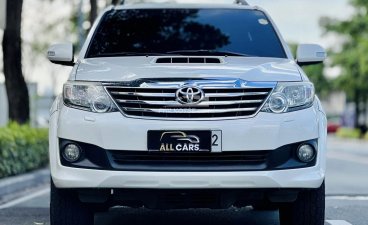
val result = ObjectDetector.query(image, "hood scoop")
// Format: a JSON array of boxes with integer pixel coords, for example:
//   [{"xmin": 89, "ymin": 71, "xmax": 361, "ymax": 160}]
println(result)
[{"xmin": 155, "ymin": 57, "xmax": 222, "ymax": 64}]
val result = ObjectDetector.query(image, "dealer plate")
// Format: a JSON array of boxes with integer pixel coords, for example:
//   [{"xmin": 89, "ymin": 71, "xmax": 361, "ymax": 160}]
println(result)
[{"xmin": 147, "ymin": 130, "xmax": 222, "ymax": 153}]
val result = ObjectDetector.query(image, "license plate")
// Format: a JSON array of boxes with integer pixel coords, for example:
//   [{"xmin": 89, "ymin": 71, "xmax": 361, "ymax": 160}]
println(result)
[{"xmin": 148, "ymin": 130, "xmax": 222, "ymax": 153}]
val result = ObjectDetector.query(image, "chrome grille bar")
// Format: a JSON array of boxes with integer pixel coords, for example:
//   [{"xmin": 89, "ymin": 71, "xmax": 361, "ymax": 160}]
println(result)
[
  {"xmin": 205, "ymin": 92, "xmax": 269, "ymax": 97},
  {"xmin": 116, "ymin": 99, "xmax": 264, "ymax": 106},
  {"xmin": 110, "ymin": 91, "xmax": 269, "ymax": 98},
  {"xmin": 110, "ymin": 91, "xmax": 176, "ymax": 97},
  {"xmin": 122, "ymin": 107, "xmax": 258, "ymax": 114}
]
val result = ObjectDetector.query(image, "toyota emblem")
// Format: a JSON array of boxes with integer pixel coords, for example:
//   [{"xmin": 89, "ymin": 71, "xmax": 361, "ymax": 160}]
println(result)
[{"xmin": 176, "ymin": 86, "xmax": 205, "ymax": 104}]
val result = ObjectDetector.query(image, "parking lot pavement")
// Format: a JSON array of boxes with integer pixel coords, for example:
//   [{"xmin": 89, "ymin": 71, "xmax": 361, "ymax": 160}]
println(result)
[{"xmin": 0, "ymin": 136, "xmax": 366, "ymax": 225}]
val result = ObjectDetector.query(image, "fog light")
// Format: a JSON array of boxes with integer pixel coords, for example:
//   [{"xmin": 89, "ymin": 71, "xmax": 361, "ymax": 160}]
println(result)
[
  {"xmin": 297, "ymin": 144, "xmax": 315, "ymax": 163},
  {"xmin": 63, "ymin": 144, "xmax": 82, "ymax": 162}
]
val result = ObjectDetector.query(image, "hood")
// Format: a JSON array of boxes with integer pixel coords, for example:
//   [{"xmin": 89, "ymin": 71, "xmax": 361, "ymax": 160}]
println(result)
[{"xmin": 74, "ymin": 57, "xmax": 302, "ymax": 82}]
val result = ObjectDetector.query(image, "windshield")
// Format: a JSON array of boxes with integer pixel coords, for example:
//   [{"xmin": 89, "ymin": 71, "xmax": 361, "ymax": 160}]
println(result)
[{"xmin": 86, "ymin": 8, "xmax": 287, "ymax": 58}]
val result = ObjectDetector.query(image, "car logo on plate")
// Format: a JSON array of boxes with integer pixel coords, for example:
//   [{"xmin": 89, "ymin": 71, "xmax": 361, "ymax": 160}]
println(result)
[
  {"xmin": 159, "ymin": 131, "xmax": 201, "ymax": 152},
  {"xmin": 160, "ymin": 131, "xmax": 200, "ymax": 144},
  {"xmin": 176, "ymin": 86, "xmax": 204, "ymax": 105}
]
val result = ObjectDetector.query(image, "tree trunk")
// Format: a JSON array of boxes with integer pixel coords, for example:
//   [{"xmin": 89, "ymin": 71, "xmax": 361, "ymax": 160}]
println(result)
[
  {"xmin": 354, "ymin": 89, "xmax": 360, "ymax": 129},
  {"xmin": 111, "ymin": 0, "xmax": 120, "ymax": 5},
  {"xmin": 89, "ymin": 0, "xmax": 97, "ymax": 30},
  {"xmin": 365, "ymin": 97, "xmax": 368, "ymax": 125},
  {"xmin": 362, "ymin": 94, "xmax": 368, "ymax": 134},
  {"xmin": 2, "ymin": 0, "xmax": 29, "ymax": 124}
]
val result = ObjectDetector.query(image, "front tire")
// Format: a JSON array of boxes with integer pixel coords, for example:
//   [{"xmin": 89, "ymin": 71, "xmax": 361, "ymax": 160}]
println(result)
[
  {"xmin": 279, "ymin": 181, "xmax": 325, "ymax": 225},
  {"xmin": 50, "ymin": 180, "xmax": 94, "ymax": 225}
]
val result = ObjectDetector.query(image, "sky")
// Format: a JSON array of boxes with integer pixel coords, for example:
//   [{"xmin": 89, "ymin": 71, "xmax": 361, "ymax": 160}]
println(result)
[{"xmin": 0, "ymin": 0, "xmax": 355, "ymax": 95}]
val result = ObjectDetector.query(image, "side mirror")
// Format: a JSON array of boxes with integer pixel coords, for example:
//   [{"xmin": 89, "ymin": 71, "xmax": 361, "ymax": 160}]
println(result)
[
  {"xmin": 296, "ymin": 44, "xmax": 326, "ymax": 66},
  {"xmin": 47, "ymin": 43, "xmax": 75, "ymax": 66}
]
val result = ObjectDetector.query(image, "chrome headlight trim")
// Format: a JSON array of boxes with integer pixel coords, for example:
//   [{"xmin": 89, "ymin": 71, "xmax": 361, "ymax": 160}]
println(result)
[
  {"xmin": 63, "ymin": 81, "xmax": 118, "ymax": 113},
  {"xmin": 261, "ymin": 82, "xmax": 315, "ymax": 113}
]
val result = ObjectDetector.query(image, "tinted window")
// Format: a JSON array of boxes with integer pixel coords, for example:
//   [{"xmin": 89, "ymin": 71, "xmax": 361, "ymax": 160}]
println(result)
[{"xmin": 86, "ymin": 9, "xmax": 286, "ymax": 58}]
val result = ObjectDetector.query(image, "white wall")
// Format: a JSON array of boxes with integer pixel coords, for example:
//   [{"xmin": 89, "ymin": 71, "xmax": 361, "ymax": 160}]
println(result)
[{"xmin": 0, "ymin": 0, "xmax": 5, "ymax": 30}]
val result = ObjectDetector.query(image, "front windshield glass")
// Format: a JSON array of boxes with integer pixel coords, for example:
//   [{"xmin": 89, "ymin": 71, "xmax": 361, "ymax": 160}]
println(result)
[{"xmin": 86, "ymin": 8, "xmax": 287, "ymax": 58}]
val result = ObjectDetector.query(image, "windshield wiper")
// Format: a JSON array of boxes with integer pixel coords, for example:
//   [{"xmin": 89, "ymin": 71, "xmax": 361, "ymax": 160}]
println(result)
[
  {"xmin": 166, "ymin": 50, "xmax": 251, "ymax": 57},
  {"xmin": 94, "ymin": 52, "xmax": 180, "ymax": 57}
]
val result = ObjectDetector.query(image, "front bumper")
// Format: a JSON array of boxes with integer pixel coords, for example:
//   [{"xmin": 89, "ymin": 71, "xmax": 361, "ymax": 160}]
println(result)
[{"xmin": 49, "ymin": 99, "xmax": 327, "ymax": 189}]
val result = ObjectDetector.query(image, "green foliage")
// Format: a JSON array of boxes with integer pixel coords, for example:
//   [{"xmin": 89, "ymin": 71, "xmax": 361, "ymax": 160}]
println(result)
[
  {"xmin": 303, "ymin": 64, "xmax": 331, "ymax": 98},
  {"xmin": 336, "ymin": 127, "xmax": 361, "ymax": 139},
  {"xmin": 288, "ymin": 43, "xmax": 331, "ymax": 98},
  {"xmin": 320, "ymin": 0, "xmax": 368, "ymax": 127},
  {"xmin": 0, "ymin": 123, "xmax": 48, "ymax": 178}
]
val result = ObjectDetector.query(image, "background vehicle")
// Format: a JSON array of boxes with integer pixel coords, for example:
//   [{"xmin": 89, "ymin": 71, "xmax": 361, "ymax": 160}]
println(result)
[
  {"xmin": 47, "ymin": 1, "xmax": 327, "ymax": 225},
  {"xmin": 327, "ymin": 115, "xmax": 341, "ymax": 133}
]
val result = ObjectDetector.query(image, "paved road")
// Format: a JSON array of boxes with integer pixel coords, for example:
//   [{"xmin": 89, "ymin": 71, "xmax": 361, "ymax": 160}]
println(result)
[{"xmin": 0, "ymin": 136, "xmax": 367, "ymax": 225}]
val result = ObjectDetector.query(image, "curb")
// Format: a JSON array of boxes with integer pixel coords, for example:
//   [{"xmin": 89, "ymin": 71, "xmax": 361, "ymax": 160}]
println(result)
[{"xmin": 0, "ymin": 168, "xmax": 50, "ymax": 202}]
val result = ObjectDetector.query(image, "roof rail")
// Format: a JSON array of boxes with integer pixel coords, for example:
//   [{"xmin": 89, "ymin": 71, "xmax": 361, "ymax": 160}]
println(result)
[{"xmin": 234, "ymin": 0, "xmax": 249, "ymax": 5}]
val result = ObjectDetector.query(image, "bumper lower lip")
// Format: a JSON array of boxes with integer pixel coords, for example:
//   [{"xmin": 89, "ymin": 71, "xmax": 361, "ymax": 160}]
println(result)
[{"xmin": 51, "ymin": 164, "xmax": 325, "ymax": 189}]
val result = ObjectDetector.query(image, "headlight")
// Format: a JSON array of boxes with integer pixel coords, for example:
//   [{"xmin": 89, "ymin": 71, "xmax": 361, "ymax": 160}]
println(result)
[
  {"xmin": 63, "ymin": 82, "xmax": 118, "ymax": 113},
  {"xmin": 261, "ymin": 82, "xmax": 315, "ymax": 113}
]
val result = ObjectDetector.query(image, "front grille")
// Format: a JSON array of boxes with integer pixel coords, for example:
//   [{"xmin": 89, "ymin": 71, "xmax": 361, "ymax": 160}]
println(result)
[
  {"xmin": 105, "ymin": 85, "xmax": 274, "ymax": 119},
  {"xmin": 108, "ymin": 151, "xmax": 270, "ymax": 171}
]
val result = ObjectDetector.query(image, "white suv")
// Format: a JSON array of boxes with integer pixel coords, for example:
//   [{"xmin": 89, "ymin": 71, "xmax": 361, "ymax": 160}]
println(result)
[{"xmin": 48, "ymin": 2, "xmax": 327, "ymax": 225}]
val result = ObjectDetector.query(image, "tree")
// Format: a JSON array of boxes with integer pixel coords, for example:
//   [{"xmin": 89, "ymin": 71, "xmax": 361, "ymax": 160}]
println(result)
[
  {"xmin": 320, "ymin": 0, "xmax": 368, "ymax": 129},
  {"xmin": 2, "ymin": 0, "xmax": 29, "ymax": 124},
  {"xmin": 89, "ymin": 0, "xmax": 97, "ymax": 28}
]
